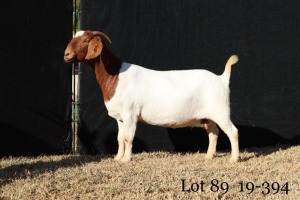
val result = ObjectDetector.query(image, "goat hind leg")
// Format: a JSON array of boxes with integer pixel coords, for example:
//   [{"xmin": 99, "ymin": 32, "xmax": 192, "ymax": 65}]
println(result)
[
  {"xmin": 204, "ymin": 121, "xmax": 219, "ymax": 159},
  {"xmin": 217, "ymin": 120, "xmax": 240, "ymax": 162}
]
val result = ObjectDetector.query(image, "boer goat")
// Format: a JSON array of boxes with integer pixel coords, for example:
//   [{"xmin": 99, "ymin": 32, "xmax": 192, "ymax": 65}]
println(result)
[{"xmin": 64, "ymin": 30, "xmax": 240, "ymax": 162}]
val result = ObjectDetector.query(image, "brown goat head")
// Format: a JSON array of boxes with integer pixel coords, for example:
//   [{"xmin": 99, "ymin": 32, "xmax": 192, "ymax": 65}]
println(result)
[{"xmin": 64, "ymin": 30, "xmax": 111, "ymax": 63}]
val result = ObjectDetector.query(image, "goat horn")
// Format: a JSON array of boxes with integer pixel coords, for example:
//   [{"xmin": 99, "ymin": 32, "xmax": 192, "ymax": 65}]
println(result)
[{"xmin": 92, "ymin": 31, "xmax": 112, "ymax": 44}]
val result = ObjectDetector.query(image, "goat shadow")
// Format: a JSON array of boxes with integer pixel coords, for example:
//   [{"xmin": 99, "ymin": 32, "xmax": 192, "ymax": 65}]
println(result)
[
  {"xmin": 77, "ymin": 120, "xmax": 148, "ymax": 155},
  {"xmin": 0, "ymin": 154, "xmax": 104, "ymax": 187},
  {"xmin": 77, "ymin": 120, "xmax": 299, "ymax": 162},
  {"xmin": 167, "ymin": 125, "xmax": 300, "ymax": 160}
]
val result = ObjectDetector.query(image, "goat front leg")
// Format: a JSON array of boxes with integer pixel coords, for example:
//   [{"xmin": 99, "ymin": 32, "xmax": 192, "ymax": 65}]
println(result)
[
  {"xmin": 114, "ymin": 120, "xmax": 125, "ymax": 161},
  {"xmin": 119, "ymin": 115, "xmax": 137, "ymax": 163},
  {"xmin": 204, "ymin": 121, "xmax": 219, "ymax": 159}
]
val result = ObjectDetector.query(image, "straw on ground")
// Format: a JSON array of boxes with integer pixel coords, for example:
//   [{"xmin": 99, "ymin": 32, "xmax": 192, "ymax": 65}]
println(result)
[{"xmin": 1, "ymin": 145, "xmax": 299, "ymax": 200}]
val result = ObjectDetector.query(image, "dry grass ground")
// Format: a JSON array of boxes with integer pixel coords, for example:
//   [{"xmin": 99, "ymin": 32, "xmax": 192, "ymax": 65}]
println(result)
[{"xmin": 0, "ymin": 145, "xmax": 299, "ymax": 200}]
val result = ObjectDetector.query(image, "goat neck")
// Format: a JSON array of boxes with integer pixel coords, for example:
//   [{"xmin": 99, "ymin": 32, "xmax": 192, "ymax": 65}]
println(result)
[{"xmin": 86, "ymin": 43, "xmax": 122, "ymax": 102}]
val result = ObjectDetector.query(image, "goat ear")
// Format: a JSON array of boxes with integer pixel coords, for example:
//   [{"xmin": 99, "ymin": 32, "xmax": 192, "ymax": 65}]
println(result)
[{"xmin": 85, "ymin": 37, "xmax": 103, "ymax": 60}]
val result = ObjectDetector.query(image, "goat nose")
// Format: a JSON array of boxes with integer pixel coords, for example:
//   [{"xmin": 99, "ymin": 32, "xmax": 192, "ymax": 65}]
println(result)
[{"xmin": 64, "ymin": 52, "xmax": 70, "ymax": 57}]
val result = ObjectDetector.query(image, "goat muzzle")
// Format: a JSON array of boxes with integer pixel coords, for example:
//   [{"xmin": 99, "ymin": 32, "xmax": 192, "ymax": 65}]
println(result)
[{"xmin": 64, "ymin": 51, "xmax": 76, "ymax": 63}]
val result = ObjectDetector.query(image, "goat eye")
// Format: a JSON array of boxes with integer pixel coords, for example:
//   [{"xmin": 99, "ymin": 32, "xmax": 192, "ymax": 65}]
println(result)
[{"xmin": 82, "ymin": 38, "xmax": 89, "ymax": 43}]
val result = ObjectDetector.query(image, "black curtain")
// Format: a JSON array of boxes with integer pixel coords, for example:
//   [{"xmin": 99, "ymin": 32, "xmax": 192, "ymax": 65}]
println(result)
[
  {"xmin": 0, "ymin": 0, "xmax": 73, "ymax": 157},
  {"xmin": 78, "ymin": 0, "xmax": 300, "ymax": 154}
]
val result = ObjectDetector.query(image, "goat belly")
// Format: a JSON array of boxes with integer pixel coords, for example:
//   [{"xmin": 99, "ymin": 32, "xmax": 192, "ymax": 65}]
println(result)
[
  {"xmin": 139, "ymin": 117, "xmax": 204, "ymax": 128},
  {"xmin": 138, "ymin": 102, "xmax": 205, "ymax": 128}
]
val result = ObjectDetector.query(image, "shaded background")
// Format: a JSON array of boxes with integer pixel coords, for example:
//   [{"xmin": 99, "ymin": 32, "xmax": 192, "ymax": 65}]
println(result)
[
  {"xmin": 78, "ymin": 0, "xmax": 300, "ymax": 154},
  {"xmin": 1, "ymin": 0, "xmax": 298, "ymax": 157},
  {"xmin": 0, "ymin": 0, "xmax": 73, "ymax": 157}
]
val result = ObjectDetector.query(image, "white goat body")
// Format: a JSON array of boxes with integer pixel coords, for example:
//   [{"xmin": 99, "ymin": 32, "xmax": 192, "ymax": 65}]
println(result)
[
  {"xmin": 64, "ymin": 30, "xmax": 240, "ymax": 163},
  {"xmin": 106, "ymin": 55, "xmax": 239, "ymax": 163},
  {"xmin": 106, "ymin": 63, "xmax": 231, "ymax": 129}
]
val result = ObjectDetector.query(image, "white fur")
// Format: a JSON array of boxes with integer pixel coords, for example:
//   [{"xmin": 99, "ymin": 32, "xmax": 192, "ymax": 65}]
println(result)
[
  {"xmin": 105, "ymin": 56, "xmax": 240, "ymax": 162},
  {"xmin": 74, "ymin": 31, "xmax": 85, "ymax": 38}
]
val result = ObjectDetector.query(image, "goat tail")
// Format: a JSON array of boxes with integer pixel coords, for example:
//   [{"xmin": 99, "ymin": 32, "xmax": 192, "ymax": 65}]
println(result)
[{"xmin": 221, "ymin": 55, "xmax": 238, "ymax": 83}]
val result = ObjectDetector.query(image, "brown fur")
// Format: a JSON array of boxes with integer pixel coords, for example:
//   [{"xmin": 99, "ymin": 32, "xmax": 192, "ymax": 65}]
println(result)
[
  {"xmin": 91, "ymin": 43, "xmax": 122, "ymax": 102},
  {"xmin": 64, "ymin": 31, "xmax": 122, "ymax": 102}
]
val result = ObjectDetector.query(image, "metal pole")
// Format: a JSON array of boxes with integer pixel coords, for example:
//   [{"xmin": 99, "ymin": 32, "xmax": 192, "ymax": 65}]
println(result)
[{"xmin": 72, "ymin": 0, "xmax": 77, "ymax": 153}]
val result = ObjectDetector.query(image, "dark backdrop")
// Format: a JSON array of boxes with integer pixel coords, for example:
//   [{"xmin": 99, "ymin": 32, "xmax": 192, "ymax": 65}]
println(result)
[
  {"xmin": 78, "ymin": 0, "xmax": 300, "ymax": 154},
  {"xmin": 0, "ymin": 0, "xmax": 73, "ymax": 157}
]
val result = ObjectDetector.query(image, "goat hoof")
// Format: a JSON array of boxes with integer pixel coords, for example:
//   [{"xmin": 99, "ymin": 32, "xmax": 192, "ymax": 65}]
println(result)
[
  {"xmin": 114, "ymin": 155, "xmax": 123, "ymax": 161},
  {"xmin": 229, "ymin": 156, "xmax": 241, "ymax": 163},
  {"xmin": 120, "ymin": 156, "xmax": 131, "ymax": 163},
  {"xmin": 205, "ymin": 154, "xmax": 215, "ymax": 160}
]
